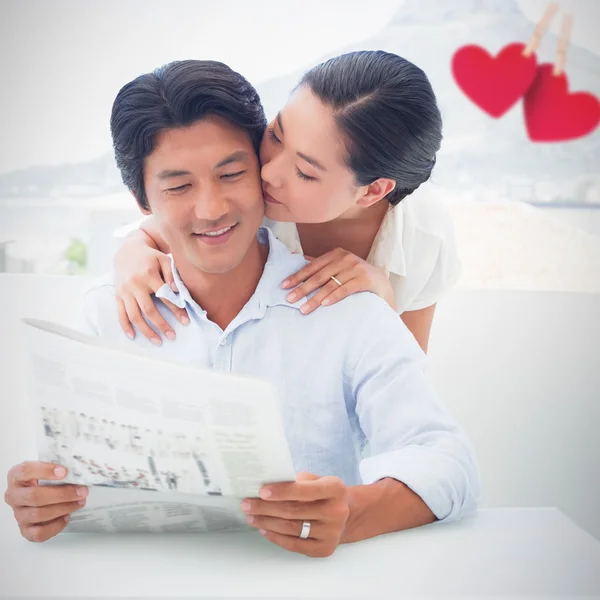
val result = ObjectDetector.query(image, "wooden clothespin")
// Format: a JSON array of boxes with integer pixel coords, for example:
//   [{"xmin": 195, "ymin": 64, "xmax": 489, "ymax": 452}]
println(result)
[
  {"xmin": 553, "ymin": 14, "xmax": 573, "ymax": 76},
  {"xmin": 523, "ymin": 2, "xmax": 559, "ymax": 57}
]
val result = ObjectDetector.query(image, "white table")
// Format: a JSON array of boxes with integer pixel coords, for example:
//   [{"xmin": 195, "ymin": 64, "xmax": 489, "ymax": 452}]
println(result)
[{"xmin": 1, "ymin": 506, "xmax": 599, "ymax": 598}]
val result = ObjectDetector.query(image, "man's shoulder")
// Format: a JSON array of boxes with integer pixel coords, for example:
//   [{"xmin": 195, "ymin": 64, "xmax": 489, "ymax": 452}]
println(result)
[
  {"xmin": 316, "ymin": 290, "xmax": 413, "ymax": 341},
  {"xmin": 299, "ymin": 291, "xmax": 423, "ymax": 367},
  {"xmin": 81, "ymin": 274, "xmax": 123, "ymax": 339},
  {"xmin": 82, "ymin": 275, "xmax": 172, "ymax": 353}
]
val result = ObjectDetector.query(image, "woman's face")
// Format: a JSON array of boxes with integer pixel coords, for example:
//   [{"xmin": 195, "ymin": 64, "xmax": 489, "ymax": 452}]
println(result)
[{"xmin": 259, "ymin": 86, "xmax": 365, "ymax": 223}]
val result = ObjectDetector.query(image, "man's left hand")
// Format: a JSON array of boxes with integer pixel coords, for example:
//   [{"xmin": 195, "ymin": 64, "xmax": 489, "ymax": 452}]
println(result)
[{"xmin": 241, "ymin": 472, "xmax": 350, "ymax": 558}]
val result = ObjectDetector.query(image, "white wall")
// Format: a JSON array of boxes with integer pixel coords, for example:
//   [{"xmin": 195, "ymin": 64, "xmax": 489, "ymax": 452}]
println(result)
[
  {"xmin": 428, "ymin": 290, "xmax": 600, "ymax": 539},
  {"xmin": 1, "ymin": 275, "xmax": 598, "ymax": 539}
]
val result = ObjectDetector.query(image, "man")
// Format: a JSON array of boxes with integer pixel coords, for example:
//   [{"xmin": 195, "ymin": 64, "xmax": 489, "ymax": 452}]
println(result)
[{"xmin": 5, "ymin": 60, "xmax": 480, "ymax": 557}]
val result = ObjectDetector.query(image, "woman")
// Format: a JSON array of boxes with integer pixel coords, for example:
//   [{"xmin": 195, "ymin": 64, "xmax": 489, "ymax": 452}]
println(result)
[{"xmin": 113, "ymin": 50, "xmax": 460, "ymax": 353}]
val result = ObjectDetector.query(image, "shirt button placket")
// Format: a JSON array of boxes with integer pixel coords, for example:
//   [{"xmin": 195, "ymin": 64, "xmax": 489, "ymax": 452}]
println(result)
[{"xmin": 215, "ymin": 335, "xmax": 232, "ymax": 372}]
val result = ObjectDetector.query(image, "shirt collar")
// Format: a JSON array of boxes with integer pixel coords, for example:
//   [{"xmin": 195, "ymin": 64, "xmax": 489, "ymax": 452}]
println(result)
[
  {"xmin": 367, "ymin": 204, "xmax": 407, "ymax": 277},
  {"xmin": 269, "ymin": 208, "xmax": 407, "ymax": 278},
  {"xmin": 155, "ymin": 226, "xmax": 308, "ymax": 322}
]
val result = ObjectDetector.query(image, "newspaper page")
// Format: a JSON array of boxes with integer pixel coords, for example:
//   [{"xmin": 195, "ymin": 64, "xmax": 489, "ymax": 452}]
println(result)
[{"xmin": 21, "ymin": 318, "xmax": 297, "ymax": 534}]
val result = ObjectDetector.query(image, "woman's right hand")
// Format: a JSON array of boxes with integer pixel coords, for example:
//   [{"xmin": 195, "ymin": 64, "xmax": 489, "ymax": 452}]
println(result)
[{"xmin": 114, "ymin": 237, "xmax": 190, "ymax": 344}]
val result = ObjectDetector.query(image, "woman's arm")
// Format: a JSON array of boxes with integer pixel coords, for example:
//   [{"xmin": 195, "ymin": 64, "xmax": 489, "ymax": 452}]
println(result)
[
  {"xmin": 400, "ymin": 304, "xmax": 436, "ymax": 354},
  {"xmin": 114, "ymin": 215, "xmax": 188, "ymax": 342},
  {"xmin": 136, "ymin": 214, "xmax": 171, "ymax": 254}
]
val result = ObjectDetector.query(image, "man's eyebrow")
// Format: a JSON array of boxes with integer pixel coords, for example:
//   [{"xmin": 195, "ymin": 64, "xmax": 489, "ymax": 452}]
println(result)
[
  {"xmin": 277, "ymin": 112, "xmax": 326, "ymax": 172},
  {"xmin": 156, "ymin": 169, "xmax": 192, "ymax": 180},
  {"xmin": 215, "ymin": 151, "xmax": 249, "ymax": 169}
]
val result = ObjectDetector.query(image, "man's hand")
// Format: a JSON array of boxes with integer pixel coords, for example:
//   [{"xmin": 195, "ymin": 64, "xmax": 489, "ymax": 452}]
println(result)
[
  {"xmin": 4, "ymin": 461, "xmax": 88, "ymax": 542},
  {"xmin": 241, "ymin": 472, "xmax": 350, "ymax": 558}
]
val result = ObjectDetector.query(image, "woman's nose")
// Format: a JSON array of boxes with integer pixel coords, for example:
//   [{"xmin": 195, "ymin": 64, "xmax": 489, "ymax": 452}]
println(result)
[{"xmin": 261, "ymin": 154, "xmax": 284, "ymax": 189}]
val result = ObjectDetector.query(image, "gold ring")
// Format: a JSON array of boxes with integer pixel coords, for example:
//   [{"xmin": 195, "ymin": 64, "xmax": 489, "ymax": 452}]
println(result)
[{"xmin": 330, "ymin": 276, "xmax": 342, "ymax": 287}]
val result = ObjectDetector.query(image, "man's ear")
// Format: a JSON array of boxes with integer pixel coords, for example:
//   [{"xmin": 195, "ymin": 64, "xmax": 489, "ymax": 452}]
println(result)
[
  {"xmin": 132, "ymin": 191, "xmax": 152, "ymax": 215},
  {"xmin": 356, "ymin": 178, "xmax": 396, "ymax": 208}
]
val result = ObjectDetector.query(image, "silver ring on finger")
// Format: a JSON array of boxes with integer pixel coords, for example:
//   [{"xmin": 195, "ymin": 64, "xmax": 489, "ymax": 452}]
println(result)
[
  {"xmin": 330, "ymin": 275, "xmax": 343, "ymax": 287},
  {"xmin": 299, "ymin": 520, "xmax": 311, "ymax": 539}
]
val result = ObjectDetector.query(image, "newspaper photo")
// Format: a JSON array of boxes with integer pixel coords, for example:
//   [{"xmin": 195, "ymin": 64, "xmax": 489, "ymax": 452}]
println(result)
[{"xmin": 20, "ymin": 318, "xmax": 297, "ymax": 534}]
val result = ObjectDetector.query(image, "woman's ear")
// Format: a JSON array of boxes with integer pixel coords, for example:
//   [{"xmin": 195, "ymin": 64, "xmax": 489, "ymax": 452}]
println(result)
[{"xmin": 356, "ymin": 178, "xmax": 396, "ymax": 208}]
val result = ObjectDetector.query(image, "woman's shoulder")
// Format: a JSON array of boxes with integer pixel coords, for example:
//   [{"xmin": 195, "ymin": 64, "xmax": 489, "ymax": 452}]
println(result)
[
  {"xmin": 397, "ymin": 184, "xmax": 456, "ymax": 241},
  {"xmin": 377, "ymin": 184, "xmax": 462, "ymax": 312}
]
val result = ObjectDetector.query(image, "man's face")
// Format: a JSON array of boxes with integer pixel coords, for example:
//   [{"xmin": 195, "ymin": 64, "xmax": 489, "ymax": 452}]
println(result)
[{"xmin": 142, "ymin": 117, "xmax": 264, "ymax": 274}]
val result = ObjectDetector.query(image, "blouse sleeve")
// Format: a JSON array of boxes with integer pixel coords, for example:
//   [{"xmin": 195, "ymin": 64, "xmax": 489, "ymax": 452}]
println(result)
[
  {"xmin": 112, "ymin": 216, "xmax": 146, "ymax": 239},
  {"xmin": 402, "ymin": 199, "xmax": 462, "ymax": 312}
]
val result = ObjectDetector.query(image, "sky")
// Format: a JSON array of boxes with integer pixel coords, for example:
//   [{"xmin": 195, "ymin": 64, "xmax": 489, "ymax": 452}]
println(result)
[{"xmin": 0, "ymin": 0, "xmax": 598, "ymax": 175}]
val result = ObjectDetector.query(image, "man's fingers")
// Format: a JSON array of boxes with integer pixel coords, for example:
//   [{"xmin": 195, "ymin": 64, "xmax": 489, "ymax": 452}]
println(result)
[
  {"xmin": 247, "ymin": 515, "xmax": 322, "ymax": 539},
  {"xmin": 22, "ymin": 514, "xmax": 71, "ymax": 543},
  {"xmin": 259, "ymin": 529, "xmax": 332, "ymax": 558},
  {"xmin": 7, "ymin": 462, "xmax": 67, "ymax": 487},
  {"xmin": 123, "ymin": 296, "xmax": 162, "ymax": 345},
  {"xmin": 242, "ymin": 498, "xmax": 328, "ymax": 521},
  {"xmin": 260, "ymin": 476, "xmax": 346, "ymax": 502},
  {"xmin": 18, "ymin": 500, "xmax": 86, "ymax": 527},
  {"xmin": 12, "ymin": 483, "xmax": 88, "ymax": 508}
]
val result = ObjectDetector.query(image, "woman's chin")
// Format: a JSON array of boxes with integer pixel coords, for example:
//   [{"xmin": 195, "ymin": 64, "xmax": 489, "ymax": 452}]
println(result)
[{"xmin": 264, "ymin": 202, "xmax": 295, "ymax": 222}]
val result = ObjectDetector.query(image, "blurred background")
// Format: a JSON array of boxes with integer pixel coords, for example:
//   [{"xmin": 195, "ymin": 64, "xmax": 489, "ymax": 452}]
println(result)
[{"xmin": 0, "ymin": 0, "xmax": 598, "ymax": 291}]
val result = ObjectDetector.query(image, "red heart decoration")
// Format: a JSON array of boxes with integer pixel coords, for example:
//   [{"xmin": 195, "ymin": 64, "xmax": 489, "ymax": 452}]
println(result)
[
  {"xmin": 452, "ymin": 43, "xmax": 537, "ymax": 118},
  {"xmin": 524, "ymin": 64, "xmax": 600, "ymax": 142}
]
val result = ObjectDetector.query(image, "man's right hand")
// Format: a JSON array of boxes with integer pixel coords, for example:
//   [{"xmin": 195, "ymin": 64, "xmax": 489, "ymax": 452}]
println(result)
[{"xmin": 4, "ymin": 461, "xmax": 88, "ymax": 543}]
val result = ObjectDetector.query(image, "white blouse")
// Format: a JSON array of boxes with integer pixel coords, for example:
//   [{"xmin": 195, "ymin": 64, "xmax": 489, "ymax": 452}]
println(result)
[
  {"xmin": 265, "ymin": 185, "xmax": 462, "ymax": 314},
  {"xmin": 115, "ymin": 185, "xmax": 461, "ymax": 314}
]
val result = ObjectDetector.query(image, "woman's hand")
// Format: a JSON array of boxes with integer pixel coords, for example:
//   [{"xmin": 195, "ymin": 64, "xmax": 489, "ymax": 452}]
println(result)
[
  {"xmin": 114, "ymin": 236, "xmax": 190, "ymax": 344},
  {"xmin": 242, "ymin": 472, "xmax": 350, "ymax": 558},
  {"xmin": 281, "ymin": 248, "xmax": 396, "ymax": 314}
]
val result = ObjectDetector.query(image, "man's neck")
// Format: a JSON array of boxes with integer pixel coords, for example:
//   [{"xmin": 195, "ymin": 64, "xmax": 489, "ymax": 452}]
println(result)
[{"xmin": 175, "ymin": 239, "xmax": 269, "ymax": 331}]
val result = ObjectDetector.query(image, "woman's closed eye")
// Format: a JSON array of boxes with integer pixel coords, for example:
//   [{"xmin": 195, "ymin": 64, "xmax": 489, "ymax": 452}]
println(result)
[
  {"xmin": 296, "ymin": 167, "xmax": 316, "ymax": 182},
  {"xmin": 267, "ymin": 126, "xmax": 281, "ymax": 144},
  {"xmin": 267, "ymin": 125, "xmax": 316, "ymax": 181}
]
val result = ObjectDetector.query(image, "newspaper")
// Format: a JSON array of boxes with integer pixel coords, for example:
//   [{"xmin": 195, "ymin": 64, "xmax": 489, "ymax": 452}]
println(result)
[{"xmin": 20, "ymin": 318, "xmax": 296, "ymax": 534}]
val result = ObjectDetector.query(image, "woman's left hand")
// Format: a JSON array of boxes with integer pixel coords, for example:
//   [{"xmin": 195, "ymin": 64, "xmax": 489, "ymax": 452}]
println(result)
[
  {"xmin": 282, "ymin": 248, "xmax": 395, "ymax": 314},
  {"xmin": 242, "ymin": 473, "xmax": 350, "ymax": 558}
]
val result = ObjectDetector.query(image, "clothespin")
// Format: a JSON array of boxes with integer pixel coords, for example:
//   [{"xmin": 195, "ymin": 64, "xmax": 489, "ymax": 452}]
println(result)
[
  {"xmin": 522, "ymin": 2, "xmax": 560, "ymax": 57},
  {"xmin": 553, "ymin": 14, "xmax": 573, "ymax": 76}
]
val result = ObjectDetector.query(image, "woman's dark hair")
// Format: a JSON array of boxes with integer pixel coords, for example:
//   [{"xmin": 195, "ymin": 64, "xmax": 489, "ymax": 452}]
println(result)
[
  {"xmin": 110, "ymin": 60, "xmax": 267, "ymax": 210},
  {"xmin": 298, "ymin": 51, "xmax": 442, "ymax": 206}
]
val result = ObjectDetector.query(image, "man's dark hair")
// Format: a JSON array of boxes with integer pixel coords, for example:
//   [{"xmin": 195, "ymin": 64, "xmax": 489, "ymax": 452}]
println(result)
[
  {"xmin": 299, "ymin": 51, "xmax": 442, "ymax": 206},
  {"xmin": 110, "ymin": 60, "xmax": 267, "ymax": 210}
]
